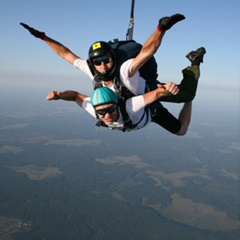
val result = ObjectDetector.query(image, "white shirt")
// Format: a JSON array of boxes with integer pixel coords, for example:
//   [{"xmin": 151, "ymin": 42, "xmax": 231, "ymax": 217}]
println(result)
[{"xmin": 73, "ymin": 58, "xmax": 146, "ymax": 95}]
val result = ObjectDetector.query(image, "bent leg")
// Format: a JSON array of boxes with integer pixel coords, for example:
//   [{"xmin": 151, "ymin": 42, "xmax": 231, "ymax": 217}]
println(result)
[
  {"xmin": 151, "ymin": 102, "xmax": 192, "ymax": 136},
  {"xmin": 151, "ymin": 106, "xmax": 182, "ymax": 134},
  {"xmin": 176, "ymin": 102, "xmax": 192, "ymax": 136},
  {"xmin": 161, "ymin": 46, "xmax": 206, "ymax": 103},
  {"xmin": 161, "ymin": 65, "xmax": 200, "ymax": 103}
]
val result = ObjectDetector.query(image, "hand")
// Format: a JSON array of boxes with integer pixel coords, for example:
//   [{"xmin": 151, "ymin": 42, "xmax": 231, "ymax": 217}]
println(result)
[
  {"xmin": 158, "ymin": 14, "xmax": 185, "ymax": 31},
  {"xmin": 20, "ymin": 22, "xmax": 46, "ymax": 39},
  {"xmin": 164, "ymin": 82, "xmax": 179, "ymax": 95},
  {"xmin": 159, "ymin": 82, "xmax": 179, "ymax": 95},
  {"xmin": 46, "ymin": 91, "xmax": 61, "ymax": 101}
]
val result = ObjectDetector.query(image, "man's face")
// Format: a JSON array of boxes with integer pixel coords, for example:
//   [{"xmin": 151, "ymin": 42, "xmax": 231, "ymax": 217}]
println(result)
[
  {"xmin": 95, "ymin": 103, "xmax": 118, "ymax": 125},
  {"xmin": 92, "ymin": 54, "xmax": 114, "ymax": 74}
]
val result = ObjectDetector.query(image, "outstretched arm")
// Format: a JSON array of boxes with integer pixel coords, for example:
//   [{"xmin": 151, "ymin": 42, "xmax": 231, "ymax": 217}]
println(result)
[
  {"xmin": 129, "ymin": 14, "xmax": 185, "ymax": 76},
  {"xmin": 44, "ymin": 36, "xmax": 80, "ymax": 64},
  {"xmin": 20, "ymin": 23, "xmax": 80, "ymax": 64},
  {"xmin": 46, "ymin": 90, "xmax": 89, "ymax": 107},
  {"xmin": 130, "ymin": 29, "xmax": 165, "ymax": 76}
]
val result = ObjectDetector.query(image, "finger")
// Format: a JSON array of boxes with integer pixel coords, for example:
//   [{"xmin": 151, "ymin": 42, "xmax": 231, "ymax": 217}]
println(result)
[
  {"xmin": 46, "ymin": 93, "xmax": 53, "ymax": 100},
  {"xmin": 166, "ymin": 86, "xmax": 174, "ymax": 92},
  {"xmin": 168, "ymin": 84, "xmax": 178, "ymax": 93},
  {"xmin": 172, "ymin": 88, "xmax": 180, "ymax": 95}
]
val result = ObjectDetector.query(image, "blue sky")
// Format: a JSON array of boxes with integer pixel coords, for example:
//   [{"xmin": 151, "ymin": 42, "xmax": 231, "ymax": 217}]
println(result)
[{"xmin": 1, "ymin": 0, "xmax": 239, "ymax": 93}]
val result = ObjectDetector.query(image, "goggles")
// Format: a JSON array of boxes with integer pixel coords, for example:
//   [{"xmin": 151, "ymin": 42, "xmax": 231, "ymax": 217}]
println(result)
[
  {"xmin": 92, "ymin": 55, "xmax": 112, "ymax": 66},
  {"xmin": 95, "ymin": 104, "xmax": 117, "ymax": 116}
]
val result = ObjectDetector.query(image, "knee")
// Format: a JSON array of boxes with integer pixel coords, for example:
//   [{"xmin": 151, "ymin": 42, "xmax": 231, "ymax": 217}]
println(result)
[
  {"xmin": 184, "ymin": 93, "xmax": 195, "ymax": 102},
  {"xmin": 176, "ymin": 125, "xmax": 188, "ymax": 136}
]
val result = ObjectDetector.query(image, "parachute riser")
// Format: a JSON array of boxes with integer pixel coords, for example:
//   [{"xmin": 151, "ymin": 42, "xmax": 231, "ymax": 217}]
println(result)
[{"xmin": 126, "ymin": 0, "xmax": 135, "ymax": 40}]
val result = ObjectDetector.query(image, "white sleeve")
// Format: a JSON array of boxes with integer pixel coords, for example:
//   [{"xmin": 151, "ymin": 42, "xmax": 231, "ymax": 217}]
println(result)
[
  {"xmin": 125, "ymin": 95, "xmax": 146, "ymax": 124},
  {"xmin": 73, "ymin": 59, "xmax": 94, "ymax": 79},
  {"xmin": 82, "ymin": 97, "xmax": 97, "ymax": 118},
  {"xmin": 120, "ymin": 59, "xmax": 146, "ymax": 95}
]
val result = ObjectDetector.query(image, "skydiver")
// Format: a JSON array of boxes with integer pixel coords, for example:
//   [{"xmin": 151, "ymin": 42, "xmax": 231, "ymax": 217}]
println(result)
[
  {"xmin": 46, "ymin": 83, "xmax": 192, "ymax": 135},
  {"xmin": 20, "ymin": 14, "xmax": 185, "ymax": 97}
]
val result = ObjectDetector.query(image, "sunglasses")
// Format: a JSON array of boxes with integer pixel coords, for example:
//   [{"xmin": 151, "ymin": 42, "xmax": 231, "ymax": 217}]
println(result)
[
  {"xmin": 95, "ymin": 104, "xmax": 117, "ymax": 116},
  {"xmin": 92, "ymin": 56, "xmax": 112, "ymax": 66}
]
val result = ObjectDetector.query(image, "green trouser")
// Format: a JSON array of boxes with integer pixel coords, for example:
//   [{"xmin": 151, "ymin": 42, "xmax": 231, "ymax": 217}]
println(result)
[{"xmin": 147, "ymin": 65, "xmax": 200, "ymax": 103}]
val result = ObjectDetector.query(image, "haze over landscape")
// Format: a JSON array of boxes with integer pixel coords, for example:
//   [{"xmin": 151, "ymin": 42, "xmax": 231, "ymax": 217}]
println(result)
[{"xmin": 0, "ymin": 76, "xmax": 239, "ymax": 239}]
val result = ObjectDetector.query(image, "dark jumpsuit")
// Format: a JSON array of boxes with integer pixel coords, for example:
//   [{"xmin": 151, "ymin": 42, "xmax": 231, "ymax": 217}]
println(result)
[{"xmin": 147, "ymin": 65, "xmax": 200, "ymax": 134}]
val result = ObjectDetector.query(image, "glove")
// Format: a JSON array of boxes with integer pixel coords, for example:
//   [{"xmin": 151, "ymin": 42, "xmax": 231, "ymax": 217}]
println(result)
[
  {"xmin": 20, "ymin": 22, "xmax": 46, "ymax": 40},
  {"xmin": 158, "ymin": 14, "xmax": 185, "ymax": 31}
]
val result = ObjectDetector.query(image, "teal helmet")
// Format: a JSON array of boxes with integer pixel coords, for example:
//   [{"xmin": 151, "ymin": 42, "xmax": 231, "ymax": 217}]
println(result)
[{"xmin": 91, "ymin": 87, "xmax": 118, "ymax": 108}]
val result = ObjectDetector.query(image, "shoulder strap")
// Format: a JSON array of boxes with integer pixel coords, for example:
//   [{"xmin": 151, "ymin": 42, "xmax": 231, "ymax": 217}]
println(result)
[
  {"xmin": 87, "ymin": 59, "xmax": 95, "ymax": 76},
  {"xmin": 117, "ymin": 98, "xmax": 133, "ymax": 127},
  {"xmin": 118, "ymin": 98, "xmax": 149, "ymax": 131},
  {"xmin": 113, "ymin": 75, "xmax": 135, "ymax": 100}
]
